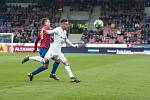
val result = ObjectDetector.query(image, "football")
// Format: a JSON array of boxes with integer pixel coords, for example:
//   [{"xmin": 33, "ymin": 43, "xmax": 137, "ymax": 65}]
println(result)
[{"xmin": 94, "ymin": 19, "xmax": 104, "ymax": 29}]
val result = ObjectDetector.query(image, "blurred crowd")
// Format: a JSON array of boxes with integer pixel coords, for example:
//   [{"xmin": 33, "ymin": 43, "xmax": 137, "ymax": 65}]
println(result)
[
  {"xmin": 82, "ymin": 26, "xmax": 143, "ymax": 44},
  {"xmin": 0, "ymin": 0, "xmax": 149, "ymax": 44},
  {"xmin": 81, "ymin": 0, "xmax": 145, "ymax": 44},
  {"xmin": 0, "ymin": 2, "xmax": 61, "ymax": 43}
]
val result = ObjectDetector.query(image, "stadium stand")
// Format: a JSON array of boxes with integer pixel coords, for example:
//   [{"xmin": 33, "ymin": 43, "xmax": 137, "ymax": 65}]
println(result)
[
  {"xmin": 81, "ymin": 0, "xmax": 145, "ymax": 44},
  {"xmin": 0, "ymin": 0, "xmax": 148, "ymax": 44},
  {"xmin": 0, "ymin": 0, "xmax": 62, "ymax": 43}
]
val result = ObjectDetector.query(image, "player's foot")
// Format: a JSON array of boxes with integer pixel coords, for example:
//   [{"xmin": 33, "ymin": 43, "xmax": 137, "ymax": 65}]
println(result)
[
  {"xmin": 50, "ymin": 74, "xmax": 60, "ymax": 80},
  {"xmin": 22, "ymin": 56, "xmax": 29, "ymax": 64},
  {"xmin": 71, "ymin": 77, "xmax": 80, "ymax": 83},
  {"xmin": 28, "ymin": 73, "xmax": 33, "ymax": 81}
]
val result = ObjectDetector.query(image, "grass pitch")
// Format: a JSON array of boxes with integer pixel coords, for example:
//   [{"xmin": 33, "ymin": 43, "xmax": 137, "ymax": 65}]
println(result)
[{"xmin": 0, "ymin": 53, "xmax": 150, "ymax": 100}]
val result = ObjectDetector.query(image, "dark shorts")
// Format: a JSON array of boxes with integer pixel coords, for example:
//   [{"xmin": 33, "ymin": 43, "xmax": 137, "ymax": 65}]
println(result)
[{"xmin": 39, "ymin": 48, "xmax": 48, "ymax": 58}]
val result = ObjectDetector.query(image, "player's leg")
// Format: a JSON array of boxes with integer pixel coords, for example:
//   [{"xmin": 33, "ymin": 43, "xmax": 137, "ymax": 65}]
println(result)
[
  {"xmin": 28, "ymin": 48, "xmax": 50, "ymax": 81},
  {"xmin": 59, "ymin": 53, "xmax": 80, "ymax": 83},
  {"xmin": 22, "ymin": 47, "xmax": 53, "ymax": 64},
  {"xmin": 22, "ymin": 56, "xmax": 45, "ymax": 64},
  {"xmin": 28, "ymin": 63, "xmax": 49, "ymax": 81},
  {"xmin": 50, "ymin": 59, "xmax": 60, "ymax": 80},
  {"xmin": 51, "ymin": 61, "xmax": 60, "ymax": 75}
]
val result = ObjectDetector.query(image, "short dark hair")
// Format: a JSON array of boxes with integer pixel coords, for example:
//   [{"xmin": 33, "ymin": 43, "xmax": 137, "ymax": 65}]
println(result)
[
  {"xmin": 60, "ymin": 19, "xmax": 68, "ymax": 23},
  {"xmin": 40, "ymin": 18, "xmax": 49, "ymax": 26}
]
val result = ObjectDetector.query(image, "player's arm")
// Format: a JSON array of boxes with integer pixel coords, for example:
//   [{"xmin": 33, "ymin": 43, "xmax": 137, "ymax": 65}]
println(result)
[
  {"xmin": 65, "ymin": 38, "xmax": 78, "ymax": 48},
  {"xmin": 33, "ymin": 34, "xmax": 40, "ymax": 52},
  {"xmin": 45, "ymin": 29, "xmax": 57, "ymax": 34}
]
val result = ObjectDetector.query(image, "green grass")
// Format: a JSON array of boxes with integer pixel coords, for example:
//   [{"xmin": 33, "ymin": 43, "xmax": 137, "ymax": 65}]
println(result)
[{"xmin": 0, "ymin": 53, "xmax": 150, "ymax": 100}]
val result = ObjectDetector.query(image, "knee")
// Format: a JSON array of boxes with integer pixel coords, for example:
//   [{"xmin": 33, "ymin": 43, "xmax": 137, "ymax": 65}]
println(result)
[
  {"xmin": 44, "ymin": 64, "xmax": 49, "ymax": 69},
  {"xmin": 44, "ymin": 58, "xmax": 49, "ymax": 64},
  {"xmin": 43, "ymin": 58, "xmax": 49, "ymax": 69},
  {"xmin": 63, "ymin": 60, "xmax": 69, "ymax": 66}
]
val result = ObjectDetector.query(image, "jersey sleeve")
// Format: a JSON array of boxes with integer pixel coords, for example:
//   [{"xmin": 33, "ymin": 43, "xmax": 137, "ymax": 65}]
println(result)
[
  {"xmin": 66, "ymin": 38, "xmax": 76, "ymax": 47},
  {"xmin": 46, "ymin": 28, "xmax": 58, "ymax": 34},
  {"xmin": 34, "ymin": 33, "xmax": 41, "ymax": 49},
  {"xmin": 65, "ymin": 30, "xmax": 77, "ymax": 47}
]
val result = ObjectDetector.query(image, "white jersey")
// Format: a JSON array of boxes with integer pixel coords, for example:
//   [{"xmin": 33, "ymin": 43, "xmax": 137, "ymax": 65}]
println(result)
[
  {"xmin": 52, "ymin": 27, "xmax": 67, "ymax": 53},
  {"xmin": 46, "ymin": 26, "xmax": 74, "ymax": 55}
]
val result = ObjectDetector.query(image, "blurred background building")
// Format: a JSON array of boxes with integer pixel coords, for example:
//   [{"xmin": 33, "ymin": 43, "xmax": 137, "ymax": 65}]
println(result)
[{"xmin": 0, "ymin": 0, "xmax": 149, "ymax": 44}]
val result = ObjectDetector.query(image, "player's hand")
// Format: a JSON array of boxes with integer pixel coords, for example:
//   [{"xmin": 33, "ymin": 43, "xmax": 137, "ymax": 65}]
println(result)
[
  {"xmin": 33, "ymin": 48, "xmax": 37, "ymax": 53},
  {"xmin": 73, "ymin": 44, "xmax": 79, "ymax": 48}
]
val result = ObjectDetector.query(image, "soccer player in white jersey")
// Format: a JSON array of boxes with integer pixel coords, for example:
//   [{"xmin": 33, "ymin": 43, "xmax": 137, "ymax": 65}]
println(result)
[{"xmin": 22, "ymin": 19, "xmax": 80, "ymax": 83}]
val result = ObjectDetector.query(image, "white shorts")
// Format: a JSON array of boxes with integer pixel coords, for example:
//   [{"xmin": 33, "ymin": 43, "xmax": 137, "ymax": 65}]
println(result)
[{"xmin": 44, "ymin": 47, "xmax": 67, "ymax": 63}]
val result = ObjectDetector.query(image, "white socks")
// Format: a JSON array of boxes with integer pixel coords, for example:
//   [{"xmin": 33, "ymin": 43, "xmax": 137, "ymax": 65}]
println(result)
[
  {"xmin": 64, "ymin": 65, "xmax": 74, "ymax": 78},
  {"xmin": 29, "ymin": 56, "xmax": 45, "ymax": 63}
]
